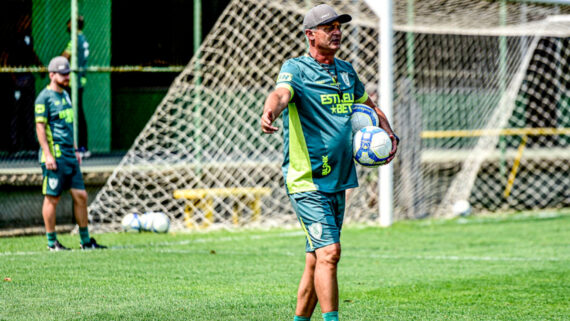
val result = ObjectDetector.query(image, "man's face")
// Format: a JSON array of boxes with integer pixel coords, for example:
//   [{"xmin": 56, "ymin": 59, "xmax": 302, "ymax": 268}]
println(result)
[
  {"xmin": 50, "ymin": 72, "xmax": 70, "ymax": 88},
  {"xmin": 311, "ymin": 21, "xmax": 342, "ymax": 52}
]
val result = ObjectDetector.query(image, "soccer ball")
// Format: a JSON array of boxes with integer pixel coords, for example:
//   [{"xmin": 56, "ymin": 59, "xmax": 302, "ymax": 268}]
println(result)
[
  {"xmin": 146, "ymin": 212, "xmax": 170, "ymax": 233},
  {"xmin": 121, "ymin": 213, "xmax": 141, "ymax": 233},
  {"xmin": 350, "ymin": 104, "xmax": 379, "ymax": 134},
  {"xmin": 353, "ymin": 126, "xmax": 392, "ymax": 167},
  {"xmin": 139, "ymin": 213, "xmax": 153, "ymax": 231},
  {"xmin": 452, "ymin": 200, "xmax": 472, "ymax": 217}
]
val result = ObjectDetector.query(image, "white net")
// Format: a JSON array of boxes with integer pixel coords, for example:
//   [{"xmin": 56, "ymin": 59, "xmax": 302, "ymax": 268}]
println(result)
[{"xmin": 88, "ymin": 0, "xmax": 570, "ymax": 232}]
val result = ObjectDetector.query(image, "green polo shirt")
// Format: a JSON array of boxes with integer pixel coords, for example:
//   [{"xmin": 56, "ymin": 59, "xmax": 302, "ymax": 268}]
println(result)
[
  {"xmin": 34, "ymin": 87, "xmax": 75, "ymax": 162},
  {"xmin": 276, "ymin": 55, "xmax": 368, "ymax": 194}
]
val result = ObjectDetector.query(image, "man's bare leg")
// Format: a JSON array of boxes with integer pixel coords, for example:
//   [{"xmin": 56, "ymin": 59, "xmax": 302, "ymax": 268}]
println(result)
[
  {"xmin": 70, "ymin": 188, "xmax": 88, "ymax": 228},
  {"xmin": 42, "ymin": 195, "xmax": 60, "ymax": 232},
  {"xmin": 314, "ymin": 243, "xmax": 341, "ymax": 313},
  {"xmin": 295, "ymin": 252, "xmax": 319, "ymax": 317}
]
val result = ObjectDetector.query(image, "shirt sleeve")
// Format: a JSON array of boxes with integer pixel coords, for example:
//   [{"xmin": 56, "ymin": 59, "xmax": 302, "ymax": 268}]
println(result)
[
  {"xmin": 35, "ymin": 94, "xmax": 48, "ymax": 123},
  {"xmin": 275, "ymin": 60, "xmax": 300, "ymax": 102},
  {"xmin": 353, "ymin": 69, "xmax": 369, "ymax": 104},
  {"xmin": 64, "ymin": 40, "xmax": 72, "ymax": 56}
]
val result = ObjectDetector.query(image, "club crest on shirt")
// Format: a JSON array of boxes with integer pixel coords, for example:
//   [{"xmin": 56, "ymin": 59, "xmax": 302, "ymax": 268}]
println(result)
[
  {"xmin": 48, "ymin": 177, "xmax": 59, "ymax": 190},
  {"xmin": 340, "ymin": 72, "xmax": 350, "ymax": 86},
  {"xmin": 308, "ymin": 222, "xmax": 323, "ymax": 240}
]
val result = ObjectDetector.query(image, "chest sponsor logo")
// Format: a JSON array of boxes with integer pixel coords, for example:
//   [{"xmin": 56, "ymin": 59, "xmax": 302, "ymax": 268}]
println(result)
[
  {"xmin": 277, "ymin": 72, "xmax": 293, "ymax": 82},
  {"xmin": 320, "ymin": 93, "xmax": 355, "ymax": 114},
  {"xmin": 308, "ymin": 222, "xmax": 322, "ymax": 240},
  {"xmin": 48, "ymin": 177, "xmax": 59, "ymax": 190},
  {"xmin": 59, "ymin": 108, "xmax": 74, "ymax": 123}
]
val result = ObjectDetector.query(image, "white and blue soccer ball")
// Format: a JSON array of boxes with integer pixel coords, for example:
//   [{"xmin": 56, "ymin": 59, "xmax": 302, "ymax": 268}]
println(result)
[
  {"xmin": 145, "ymin": 212, "xmax": 170, "ymax": 233},
  {"xmin": 353, "ymin": 126, "xmax": 392, "ymax": 167},
  {"xmin": 121, "ymin": 213, "xmax": 141, "ymax": 233},
  {"xmin": 139, "ymin": 213, "xmax": 153, "ymax": 231},
  {"xmin": 351, "ymin": 104, "xmax": 379, "ymax": 134}
]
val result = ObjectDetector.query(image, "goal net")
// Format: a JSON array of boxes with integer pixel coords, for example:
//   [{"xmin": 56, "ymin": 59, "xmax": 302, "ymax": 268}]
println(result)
[{"xmin": 88, "ymin": 0, "xmax": 570, "ymax": 232}]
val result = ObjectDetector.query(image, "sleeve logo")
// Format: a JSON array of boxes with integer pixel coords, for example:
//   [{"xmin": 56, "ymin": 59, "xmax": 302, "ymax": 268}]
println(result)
[
  {"xmin": 277, "ymin": 72, "xmax": 293, "ymax": 82},
  {"xmin": 35, "ymin": 104, "xmax": 45, "ymax": 114}
]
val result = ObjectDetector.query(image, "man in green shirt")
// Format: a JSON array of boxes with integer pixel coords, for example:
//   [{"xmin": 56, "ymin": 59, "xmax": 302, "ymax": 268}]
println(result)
[
  {"xmin": 261, "ymin": 4, "xmax": 399, "ymax": 321},
  {"xmin": 35, "ymin": 56, "xmax": 105, "ymax": 251}
]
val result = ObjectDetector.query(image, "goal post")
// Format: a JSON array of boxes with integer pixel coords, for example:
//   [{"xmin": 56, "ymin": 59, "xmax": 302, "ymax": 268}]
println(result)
[
  {"xmin": 87, "ymin": 0, "xmax": 570, "ymax": 232},
  {"xmin": 363, "ymin": 0, "xmax": 395, "ymax": 227}
]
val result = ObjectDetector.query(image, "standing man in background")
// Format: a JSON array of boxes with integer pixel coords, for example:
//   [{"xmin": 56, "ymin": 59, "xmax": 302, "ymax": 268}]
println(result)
[
  {"xmin": 62, "ymin": 15, "xmax": 90, "ymax": 158},
  {"xmin": 261, "ymin": 4, "xmax": 398, "ymax": 321},
  {"xmin": 1, "ymin": 13, "xmax": 44, "ymax": 152},
  {"xmin": 35, "ymin": 56, "xmax": 105, "ymax": 251}
]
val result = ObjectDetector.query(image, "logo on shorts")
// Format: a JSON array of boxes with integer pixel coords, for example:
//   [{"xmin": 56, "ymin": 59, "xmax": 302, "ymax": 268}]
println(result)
[
  {"xmin": 308, "ymin": 222, "xmax": 322, "ymax": 240},
  {"xmin": 48, "ymin": 177, "xmax": 59, "ymax": 190}
]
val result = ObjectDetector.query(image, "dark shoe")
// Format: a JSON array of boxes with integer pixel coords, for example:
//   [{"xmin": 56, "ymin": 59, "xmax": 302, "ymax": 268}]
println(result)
[
  {"xmin": 80, "ymin": 237, "xmax": 107, "ymax": 250},
  {"xmin": 78, "ymin": 147, "xmax": 91, "ymax": 159},
  {"xmin": 48, "ymin": 240, "xmax": 71, "ymax": 251}
]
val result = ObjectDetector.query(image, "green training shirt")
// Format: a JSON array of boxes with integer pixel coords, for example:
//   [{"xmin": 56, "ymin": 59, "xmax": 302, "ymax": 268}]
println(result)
[
  {"xmin": 65, "ymin": 32, "xmax": 89, "ymax": 88},
  {"xmin": 34, "ymin": 87, "xmax": 75, "ymax": 162},
  {"xmin": 276, "ymin": 55, "xmax": 368, "ymax": 194}
]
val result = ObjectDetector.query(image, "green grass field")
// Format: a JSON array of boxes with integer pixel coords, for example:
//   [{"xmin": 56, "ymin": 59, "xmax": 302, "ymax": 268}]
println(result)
[{"xmin": 1, "ymin": 210, "xmax": 569, "ymax": 321}]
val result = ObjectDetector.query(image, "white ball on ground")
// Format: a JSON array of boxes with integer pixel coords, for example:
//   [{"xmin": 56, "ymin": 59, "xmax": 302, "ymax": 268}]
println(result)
[
  {"xmin": 139, "ymin": 213, "xmax": 153, "ymax": 231},
  {"xmin": 121, "ymin": 213, "xmax": 141, "ymax": 233},
  {"xmin": 146, "ymin": 212, "xmax": 170, "ymax": 233},
  {"xmin": 452, "ymin": 200, "xmax": 472, "ymax": 217}
]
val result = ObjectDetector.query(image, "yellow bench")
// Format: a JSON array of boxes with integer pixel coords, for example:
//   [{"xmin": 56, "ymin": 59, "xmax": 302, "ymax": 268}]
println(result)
[{"xmin": 173, "ymin": 187, "xmax": 272, "ymax": 228}]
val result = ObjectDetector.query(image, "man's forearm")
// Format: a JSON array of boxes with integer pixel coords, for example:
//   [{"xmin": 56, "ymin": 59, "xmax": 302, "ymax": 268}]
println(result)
[
  {"xmin": 36, "ymin": 123, "xmax": 53, "ymax": 158},
  {"xmin": 263, "ymin": 91, "xmax": 288, "ymax": 120}
]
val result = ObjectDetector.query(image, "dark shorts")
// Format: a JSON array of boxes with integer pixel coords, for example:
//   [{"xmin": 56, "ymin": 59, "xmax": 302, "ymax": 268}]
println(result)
[
  {"xmin": 289, "ymin": 190, "xmax": 346, "ymax": 253},
  {"xmin": 41, "ymin": 156, "xmax": 85, "ymax": 196}
]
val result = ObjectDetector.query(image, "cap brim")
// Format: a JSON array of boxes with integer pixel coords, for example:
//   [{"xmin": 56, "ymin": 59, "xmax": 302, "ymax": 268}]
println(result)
[
  {"xmin": 50, "ymin": 70, "xmax": 70, "ymax": 75},
  {"xmin": 319, "ymin": 14, "xmax": 352, "ymax": 27}
]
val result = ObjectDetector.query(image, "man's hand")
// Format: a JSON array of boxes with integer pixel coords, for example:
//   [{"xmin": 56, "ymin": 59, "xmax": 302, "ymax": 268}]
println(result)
[
  {"xmin": 45, "ymin": 154, "xmax": 57, "ymax": 171},
  {"xmin": 261, "ymin": 110, "xmax": 278, "ymax": 134},
  {"xmin": 261, "ymin": 87, "xmax": 290, "ymax": 134},
  {"xmin": 384, "ymin": 134, "xmax": 400, "ymax": 164},
  {"xmin": 76, "ymin": 151, "xmax": 82, "ymax": 165}
]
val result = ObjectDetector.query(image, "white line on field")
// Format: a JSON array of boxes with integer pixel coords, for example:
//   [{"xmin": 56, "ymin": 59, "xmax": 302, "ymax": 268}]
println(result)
[
  {"xmin": 0, "ymin": 230, "xmax": 566, "ymax": 262},
  {"xmin": 140, "ymin": 248, "xmax": 565, "ymax": 262},
  {"xmin": 0, "ymin": 231, "xmax": 305, "ymax": 256},
  {"xmin": 358, "ymin": 253, "xmax": 564, "ymax": 262},
  {"xmin": 110, "ymin": 230, "xmax": 305, "ymax": 249}
]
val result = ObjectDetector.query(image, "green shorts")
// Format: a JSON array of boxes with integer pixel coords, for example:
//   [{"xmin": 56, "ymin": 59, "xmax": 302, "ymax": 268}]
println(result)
[
  {"xmin": 289, "ymin": 190, "xmax": 346, "ymax": 253},
  {"xmin": 41, "ymin": 155, "xmax": 85, "ymax": 196}
]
